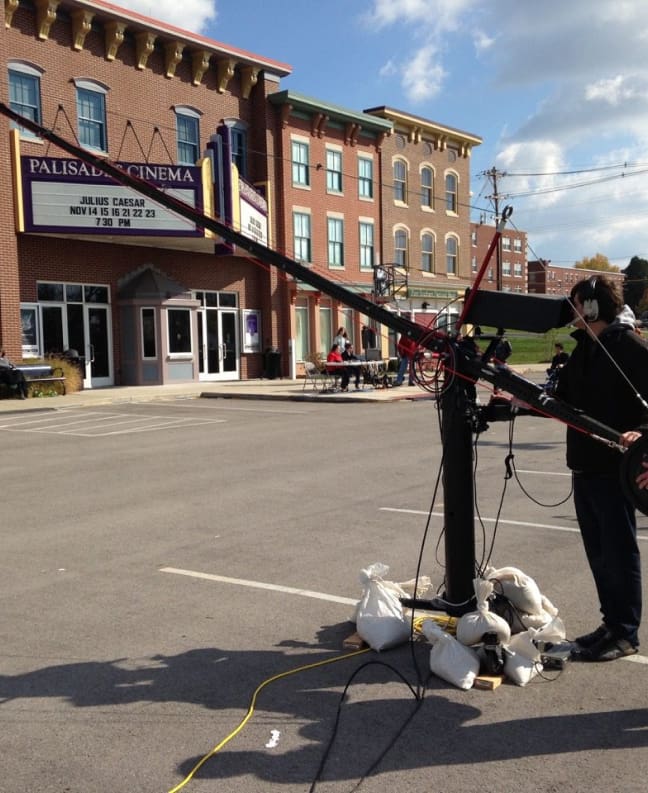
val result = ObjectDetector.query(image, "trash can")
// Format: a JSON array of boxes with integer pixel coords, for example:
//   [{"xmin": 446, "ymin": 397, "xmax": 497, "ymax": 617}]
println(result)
[{"xmin": 265, "ymin": 347, "xmax": 281, "ymax": 379}]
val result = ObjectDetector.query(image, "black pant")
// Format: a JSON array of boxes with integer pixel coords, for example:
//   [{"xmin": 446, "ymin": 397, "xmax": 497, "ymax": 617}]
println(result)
[{"xmin": 0, "ymin": 368, "xmax": 27, "ymax": 397}]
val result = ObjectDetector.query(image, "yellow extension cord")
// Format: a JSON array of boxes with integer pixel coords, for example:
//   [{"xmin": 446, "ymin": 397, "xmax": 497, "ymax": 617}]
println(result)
[{"xmin": 167, "ymin": 647, "xmax": 371, "ymax": 793}]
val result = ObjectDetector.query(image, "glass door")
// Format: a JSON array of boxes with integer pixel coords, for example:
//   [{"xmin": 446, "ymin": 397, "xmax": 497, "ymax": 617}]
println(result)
[
  {"xmin": 197, "ymin": 307, "xmax": 239, "ymax": 380},
  {"xmin": 85, "ymin": 305, "xmax": 112, "ymax": 387}
]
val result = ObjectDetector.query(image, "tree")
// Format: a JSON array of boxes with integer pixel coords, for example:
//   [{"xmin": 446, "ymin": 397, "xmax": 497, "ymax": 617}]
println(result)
[
  {"xmin": 622, "ymin": 256, "xmax": 648, "ymax": 312},
  {"xmin": 574, "ymin": 253, "xmax": 619, "ymax": 272}
]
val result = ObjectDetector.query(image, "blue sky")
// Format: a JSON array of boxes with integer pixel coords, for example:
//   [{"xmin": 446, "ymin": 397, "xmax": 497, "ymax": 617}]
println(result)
[{"xmin": 121, "ymin": 0, "xmax": 648, "ymax": 269}]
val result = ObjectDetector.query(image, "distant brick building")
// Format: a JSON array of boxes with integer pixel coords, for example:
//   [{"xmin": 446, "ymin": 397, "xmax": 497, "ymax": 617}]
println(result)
[
  {"xmin": 528, "ymin": 261, "xmax": 624, "ymax": 296},
  {"xmin": 470, "ymin": 223, "xmax": 528, "ymax": 293},
  {"xmin": 364, "ymin": 107, "xmax": 481, "ymax": 337}
]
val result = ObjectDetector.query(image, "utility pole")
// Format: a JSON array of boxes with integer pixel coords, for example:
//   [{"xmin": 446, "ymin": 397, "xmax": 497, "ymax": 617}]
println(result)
[{"xmin": 485, "ymin": 167, "xmax": 506, "ymax": 291}]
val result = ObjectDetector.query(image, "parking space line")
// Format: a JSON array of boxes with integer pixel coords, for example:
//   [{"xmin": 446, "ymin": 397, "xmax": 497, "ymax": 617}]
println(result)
[
  {"xmin": 160, "ymin": 566, "xmax": 357, "ymax": 605},
  {"xmin": 380, "ymin": 507, "xmax": 648, "ymax": 541}
]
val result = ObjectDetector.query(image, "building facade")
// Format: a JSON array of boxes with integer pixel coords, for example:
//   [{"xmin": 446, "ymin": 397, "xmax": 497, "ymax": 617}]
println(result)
[
  {"xmin": 2, "ymin": 0, "xmax": 484, "ymax": 385},
  {"xmin": 365, "ymin": 107, "xmax": 481, "ymax": 336},
  {"xmin": 528, "ymin": 261, "xmax": 624, "ymax": 296},
  {"xmin": 2, "ymin": 0, "xmax": 290, "ymax": 387},
  {"xmin": 470, "ymin": 222, "xmax": 528, "ymax": 293}
]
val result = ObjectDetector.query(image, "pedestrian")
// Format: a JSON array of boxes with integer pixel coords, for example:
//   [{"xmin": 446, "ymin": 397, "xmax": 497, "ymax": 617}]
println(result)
[
  {"xmin": 394, "ymin": 334, "xmax": 418, "ymax": 386},
  {"xmin": 556, "ymin": 276, "xmax": 648, "ymax": 661},
  {"xmin": 547, "ymin": 342, "xmax": 569, "ymax": 375},
  {"xmin": 492, "ymin": 328, "xmax": 512, "ymax": 364},
  {"xmin": 0, "ymin": 349, "xmax": 28, "ymax": 399},
  {"xmin": 333, "ymin": 327, "xmax": 348, "ymax": 353}
]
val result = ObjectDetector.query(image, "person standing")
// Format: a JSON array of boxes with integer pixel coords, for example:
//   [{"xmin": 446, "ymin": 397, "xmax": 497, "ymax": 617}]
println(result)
[
  {"xmin": 394, "ymin": 334, "xmax": 418, "ymax": 386},
  {"xmin": 547, "ymin": 342, "xmax": 569, "ymax": 374},
  {"xmin": 556, "ymin": 276, "xmax": 648, "ymax": 661}
]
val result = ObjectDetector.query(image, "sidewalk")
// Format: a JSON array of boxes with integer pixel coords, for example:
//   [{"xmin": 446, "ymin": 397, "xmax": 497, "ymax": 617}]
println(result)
[{"xmin": 0, "ymin": 364, "xmax": 548, "ymax": 413}]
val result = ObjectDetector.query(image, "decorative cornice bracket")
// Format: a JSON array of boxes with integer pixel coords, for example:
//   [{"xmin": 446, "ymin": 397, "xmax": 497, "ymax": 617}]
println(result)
[
  {"xmin": 165, "ymin": 40, "xmax": 184, "ymax": 79},
  {"xmin": 105, "ymin": 20, "xmax": 126, "ymax": 61},
  {"xmin": 240, "ymin": 65, "xmax": 259, "ymax": 99},
  {"xmin": 135, "ymin": 30, "xmax": 156, "ymax": 70},
  {"xmin": 191, "ymin": 49, "xmax": 211, "ymax": 86},
  {"xmin": 35, "ymin": 0, "xmax": 59, "ymax": 40},
  {"xmin": 71, "ymin": 9, "xmax": 93, "ymax": 51},
  {"xmin": 216, "ymin": 58, "xmax": 236, "ymax": 93}
]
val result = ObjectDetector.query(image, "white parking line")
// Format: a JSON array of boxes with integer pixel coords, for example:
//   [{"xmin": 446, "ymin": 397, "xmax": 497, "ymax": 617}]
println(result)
[
  {"xmin": 159, "ymin": 566, "xmax": 357, "ymax": 605},
  {"xmin": 380, "ymin": 507, "xmax": 648, "ymax": 541}
]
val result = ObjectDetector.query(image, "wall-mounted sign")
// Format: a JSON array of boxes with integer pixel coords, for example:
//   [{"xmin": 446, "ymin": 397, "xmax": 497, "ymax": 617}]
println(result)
[
  {"xmin": 239, "ymin": 179, "xmax": 268, "ymax": 247},
  {"xmin": 241, "ymin": 309, "xmax": 261, "ymax": 353},
  {"xmin": 20, "ymin": 157, "xmax": 204, "ymax": 237}
]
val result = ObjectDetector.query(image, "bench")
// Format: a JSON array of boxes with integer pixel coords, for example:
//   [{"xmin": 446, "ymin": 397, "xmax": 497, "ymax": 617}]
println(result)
[{"xmin": 0, "ymin": 364, "xmax": 67, "ymax": 398}]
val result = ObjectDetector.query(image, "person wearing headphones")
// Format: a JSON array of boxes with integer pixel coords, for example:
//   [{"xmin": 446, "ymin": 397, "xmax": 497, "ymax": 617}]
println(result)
[{"xmin": 555, "ymin": 276, "xmax": 648, "ymax": 661}]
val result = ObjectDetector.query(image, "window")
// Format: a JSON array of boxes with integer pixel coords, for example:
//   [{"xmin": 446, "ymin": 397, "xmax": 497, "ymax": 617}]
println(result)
[
  {"xmin": 514, "ymin": 263, "xmax": 523, "ymax": 277},
  {"xmin": 167, "ymin": 309, "xmax": 191, "ymax": 354},
  {"xmin": 230, "ymin": 125, "xmax": 247, "ymax": 177},
  {"xmin": 358, "ymin": 157, "xmax": 373, "ymax": 198},
  {"xmin": 394, "ymin": 160, "xmax": 407, "ymax": 203},
  {"xmin": 513, "ymin": 238, "xmax": 523, "ymax": 253},
  {"xmin": 175, "ymin": 108, "xmax": 200, "ymax": 165},
  {"xmin": 502, "ymin": 236, "xmax": 511, "ymax": 251},
  {"xmin": 9, "ymin": 63, "xmax": 42, "ymax": 137},
  {"xmin": 76, "ymin": 81, "xmax": 108, "ymax": 152},
  {"xmin": 421, "ymin": 233, "xmax": 435, "ymax": 273},
  {"xmin": 319, "ymin": 306, "xmax": 332, "ymax": 356},
  {"xmin": 291, "ymin": 140, "xmax": 310, "ymax": 186},
  {"xmin": 502, "ymin": 261, "xmax": 512, "ymax": 277},
  {"xmin": 446, "ymin": 236, "xmax": 458, "ymax": 274},
  {"xmin": 445, "ymin": 173, "xmax": 458, "ymax": 213},
  {"xmin": 293, "ymin": 212, "xmax": 311, "ymax": 262},
  {"xmin": 359, "ymin": 222, "xmax": 374, "ymax": 269},
  {"xmin": 421, "ymin": 167, "xmax": 434, "ymax": 209},
  {"xmin": 471, "ymin": 256, "xmax": 477, "ymax": 272},
  {"xmin": 326, "ymin": 149, "xmax": 342, "ymax": 192},
  {"xmin": 141, "ymin": 308, "xmax": 157, "ymax": 359},
  {"xmin": 471, "ymin": 230, "xmax": 477, "ymax": 246},
  {"xmin": 394, "ymin": 229, "xmax": 409, "ymax": 268},
  {"xmin": 295, "ymin": 305, "xmax": 309, "ymax": 361},
  {"xmin": 327, "ymin": 217, "xmax": 344, "ymax": 267}
]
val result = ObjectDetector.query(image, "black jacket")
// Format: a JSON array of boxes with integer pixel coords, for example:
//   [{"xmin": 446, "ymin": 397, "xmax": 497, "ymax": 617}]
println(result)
[{"xmin": 555, "ymin": 324, "xmax": 648, "ymax": 473}]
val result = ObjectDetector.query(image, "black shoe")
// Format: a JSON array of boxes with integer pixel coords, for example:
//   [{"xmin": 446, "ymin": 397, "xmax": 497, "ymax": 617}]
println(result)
[
  {"xmin": 574, "ymin": 635, "xmax": 638, "ymax": 662},
  {"xmin": 574, "ymin": 625, "xmax": 609, "ymax": 649}
]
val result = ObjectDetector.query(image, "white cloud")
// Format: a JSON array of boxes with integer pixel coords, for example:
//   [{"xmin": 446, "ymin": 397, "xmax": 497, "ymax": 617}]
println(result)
[
  {"xmin": 115, "ymin": 0, "xmax": 216, "ymax": 34},
  {"xmin": 401, "ymin": 45, "xmax": 446, "ymax": 102}
]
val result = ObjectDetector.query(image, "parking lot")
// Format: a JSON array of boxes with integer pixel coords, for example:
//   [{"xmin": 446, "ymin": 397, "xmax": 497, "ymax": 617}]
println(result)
[{"xmin": 1, "ymin": 396, "xmax": 647, "ymax": 793}]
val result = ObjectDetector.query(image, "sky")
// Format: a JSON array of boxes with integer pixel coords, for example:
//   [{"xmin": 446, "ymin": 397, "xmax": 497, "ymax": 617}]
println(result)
[{"xmin": 117, "ymin": 0, "xmax": 648, "ymax": 269}]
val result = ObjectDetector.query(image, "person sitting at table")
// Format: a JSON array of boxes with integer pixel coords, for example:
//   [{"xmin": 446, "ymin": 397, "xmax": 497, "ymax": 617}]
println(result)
[
  {"xmin": 342, "ymin": 341, "xmax": 362, "ymax": 390},
  {"xmin": 326, "ymin": 343, "xmax": 344, "ymax": 390},
  {"xmin": 0, "ymin": 349, "xmax": 28, "ymax": 399}
]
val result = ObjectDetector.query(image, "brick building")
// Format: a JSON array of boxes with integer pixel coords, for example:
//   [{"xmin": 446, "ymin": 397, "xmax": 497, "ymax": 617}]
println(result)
[
  {"xmin": 528, "ymin": 261, "xmax": 624, "ymax": 296},
  {"xmin": 364, "ymin": 107, "xmax": 481, "ymax": 338},
  {"xmin": 2, "ymin": 0, "xmax": 290, "ymax": 386},
  {"xmin": 2, "ymin": 0, "xmax": 485, "ymax": 385},
  {"xmin": 470, "ymin": 222, "xmax": 528, "ymax": 293},
  {"xmin": 268, "ymin": 91, "xmax": 391, "ymax": 364}
]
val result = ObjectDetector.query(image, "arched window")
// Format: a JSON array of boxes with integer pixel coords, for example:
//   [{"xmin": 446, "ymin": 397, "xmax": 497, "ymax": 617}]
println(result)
[
  {"xmin": 174, "ymin": 106, "xmax": 201, "ymax": 165},
  {"xmin": 73, "ymin": 79, "xmax": 109, "ymax": 152},
  {"xmin": 446, "ymin": 236, "xmax": 458, "ymax": 275},
  {"xmin": 8, "ymin": 61, "xmax": 43, "ymax": 137},
  {"xmin": 421, "ymin": 166, "xmax": 434, "ymax": 209},
  {"xmin": 394, "ymin": 228, "xmax": 409, "ymax": 268},
  {"xmin": 421, "ymin": 233, "xmax": 435, "ymax": 273},
  {"xmin": 445, "ymin": 172, "xmax": 458, "ymax": 213},
  {"xmin": 393, "ymin": 160, "xmax": 407, "ymax": 203}
]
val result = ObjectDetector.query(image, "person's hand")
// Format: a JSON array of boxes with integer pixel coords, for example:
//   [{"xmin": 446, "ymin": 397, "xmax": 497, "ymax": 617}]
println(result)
[
  {"xmin": 636, "ymin": 460, "xmax": 648, "ymax": 490},
  {"xmin": 620, "ymin": 430, "xmax": 642, "ymax": 448}
]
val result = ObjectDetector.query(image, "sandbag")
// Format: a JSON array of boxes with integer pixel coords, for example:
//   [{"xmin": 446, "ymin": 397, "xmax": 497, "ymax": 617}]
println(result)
[
  {"xmin": 456, "ymin": 578, "xmax": 511, "ymax": 647},
  {"xmin": 355, "ymin": 563, "xmax": 411, "ymax": 651},
  {"xmin": 421, "ymin": 621, "xmax": 480, "ymax": 690},
  {"xmin": 485, "ymin": 565, "xmax": 544, "ymax": 615}
]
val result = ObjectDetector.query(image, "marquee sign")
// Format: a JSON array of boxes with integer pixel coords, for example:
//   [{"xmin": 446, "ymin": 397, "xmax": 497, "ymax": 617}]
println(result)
[{"xmin": 20, "ymin": 156, "xmax": 204, "ymax": 237}]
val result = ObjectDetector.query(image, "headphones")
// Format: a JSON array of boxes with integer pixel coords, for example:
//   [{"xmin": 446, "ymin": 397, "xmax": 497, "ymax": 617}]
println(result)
[{"xmin": 580, "ymin": 277, "xmax": 599, "ymax": 322}]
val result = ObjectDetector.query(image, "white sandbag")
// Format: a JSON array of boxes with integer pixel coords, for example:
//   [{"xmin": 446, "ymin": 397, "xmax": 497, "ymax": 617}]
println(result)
[
  {"xmin": 532, "ymin": 616, "xmax": 566, "ymax": 646},
  {"xmin": 421, "ymin": 621, "xmax": 480, "ymax": 690},
  {"xmin": 485, "ymin": 565, "xmax": 544, "ymax": 615},
  {"xmin": 397, "ymin": 576, "xmax": 432, "ymax": 599},
  {"xmin": 503, "ymin": 630, "xmax": 542, "ymax": 686},
  {"xmin": 456, "ymin": 579, "xmax": 511, "ymax": 647},
  {"xmin": 355, "ymin": 563, "xmax": 411, "ymax": 651},
  {"xmin": 520, "ymin": 610, "xmax": 554, "ymax": 630}
]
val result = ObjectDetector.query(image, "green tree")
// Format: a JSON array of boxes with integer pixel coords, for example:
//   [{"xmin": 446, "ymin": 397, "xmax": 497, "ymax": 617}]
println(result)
[
  {"xmin": 622, "ymin": 256, "xmax": 648, "ymax": 312},
  {"xmin": 574, "ymin": 253, "xmax": 619, "ymax": 272}
]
